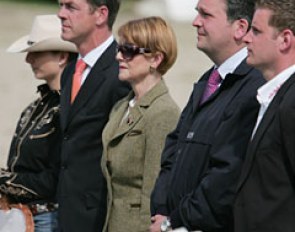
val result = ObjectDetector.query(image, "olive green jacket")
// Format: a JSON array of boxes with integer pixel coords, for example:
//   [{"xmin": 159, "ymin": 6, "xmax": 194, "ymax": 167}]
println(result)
[{"xmin": 101, "ymin": 80, "xmax": 180, "ymax": 232}]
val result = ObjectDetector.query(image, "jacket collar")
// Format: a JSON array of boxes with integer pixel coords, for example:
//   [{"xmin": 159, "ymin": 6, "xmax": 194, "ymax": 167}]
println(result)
[
  {"xmin": 108, "ymin": 79, "xmax": 169, "ymax": 141},
  {"xmin": 37, "ymin": 84, "xmax": 60, "ymax": 98},
  {"xmin": 192, "ymin": 59, "xmax": 253, "ymax": 111},
  {"xmin": 132, "ymin": 78, "xmax": 168, "ymax": 108}
]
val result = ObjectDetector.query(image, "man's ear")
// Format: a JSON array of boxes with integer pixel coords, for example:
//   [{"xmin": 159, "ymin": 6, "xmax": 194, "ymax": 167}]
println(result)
[
  {"xmin": 234, "ymin": 18, "xmax": 249, "ymax": 40},
  {"xmin": 278, "ymin": 29, "xmax": 294, "ymax": 52},
  {"xmin": 94, "ymin": 5, "xmax": 109, "ymax": 26}
]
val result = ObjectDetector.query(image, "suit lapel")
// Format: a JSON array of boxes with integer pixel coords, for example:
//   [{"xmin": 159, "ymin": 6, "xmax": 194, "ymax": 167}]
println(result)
[
  {"xmin": 237, "ymin": 103, "xmax": 278, "ymax": 191},
  {"xmin": 192, "ymin": 70, "xmax": 211, "ymax": 112},
  {"xmin": 67, "ymin": 41, "xmax": 118, "ymax": 125},
  {"xmin": 60, "ymin": 62, "xmax": 75, "ymax": 130},
  {"xmin": 110, "ymin": 104, "xmax": 143, "ymax": 141},
  {"xmin": 196, "ymin": 60, "xmax": 252, "ymax": 110},
  {"xmin": 237, "ymin": 74, "xmax": 295, "ymax": 191}
]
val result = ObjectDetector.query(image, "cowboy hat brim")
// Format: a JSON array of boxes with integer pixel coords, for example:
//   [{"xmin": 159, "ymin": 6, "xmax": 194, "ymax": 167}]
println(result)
[{"xmin": 6, "ymin": 35, "xmax": 77, "ymax": 53}]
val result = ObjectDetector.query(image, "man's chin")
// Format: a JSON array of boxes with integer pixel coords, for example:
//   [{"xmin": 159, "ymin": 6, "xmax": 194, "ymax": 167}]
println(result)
[
  {"xmin": 196, "ymin": 43, "xmax": 204, "ymax": 51},
  {"xmin": 246, "ymin": 57, "xmax": 256, "ymax": 67},
  {"xmin": 61, "ymin": 33, "xmax": 72, "ymax": 42},
  {"xmin": 196, "ymin": 44, "xmax": 208, "ymax": 54}
]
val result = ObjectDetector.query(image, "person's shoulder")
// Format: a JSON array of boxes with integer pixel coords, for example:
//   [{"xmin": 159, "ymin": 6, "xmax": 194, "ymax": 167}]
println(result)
[
  {"xmin": 279, "ymin": 72, "xmax": 295, "ymax": 101},
  {"xmin": 148, "ymin": 93, "xmax": 180, "ymax": 120},
  {"xmin": 234, "ymin": 60, "xmax": 265, "ymax": 89}
]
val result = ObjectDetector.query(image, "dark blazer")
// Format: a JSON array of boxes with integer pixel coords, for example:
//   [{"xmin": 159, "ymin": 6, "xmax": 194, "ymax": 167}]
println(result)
[
  {"xmin": 151, "ymin": 60, "xmax": 265, "ymax": 232},
  {"xmin": 57, "ymin": 41, "xmax": 130, "ymax": 232},
  {"xmin": 234, "ymin": 73, "xmax": 295, "ymax": 232}
]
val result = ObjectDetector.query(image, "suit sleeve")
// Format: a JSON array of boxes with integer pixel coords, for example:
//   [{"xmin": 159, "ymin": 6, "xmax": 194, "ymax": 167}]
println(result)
[
  {"xmin": 150, "ymin": 95, "xmax": 192, "ymax": 216},
  {"xmin": 279, "ymin": 92, "xmax": 295, "ymax": 183},
  {"xmin": 169, "ymin": 79, "xmax": 261, "ymax": 231}
]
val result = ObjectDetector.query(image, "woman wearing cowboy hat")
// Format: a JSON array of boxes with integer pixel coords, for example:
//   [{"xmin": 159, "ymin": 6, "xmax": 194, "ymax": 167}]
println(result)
[{"xmin": 0, "ymin": 14, "xmax": 77, "ymax": 232}]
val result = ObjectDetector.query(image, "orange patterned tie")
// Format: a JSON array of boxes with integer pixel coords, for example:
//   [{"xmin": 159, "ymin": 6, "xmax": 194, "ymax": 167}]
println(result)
[{"xmin": 71, "ymin": 59, "xmax": 87, "ymax": 104}]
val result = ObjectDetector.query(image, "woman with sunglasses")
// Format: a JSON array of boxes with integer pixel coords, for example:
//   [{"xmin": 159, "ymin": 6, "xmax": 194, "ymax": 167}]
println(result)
[{"xmin": 101, "ymin": 16, "xmax": 180, "ymax": 232}]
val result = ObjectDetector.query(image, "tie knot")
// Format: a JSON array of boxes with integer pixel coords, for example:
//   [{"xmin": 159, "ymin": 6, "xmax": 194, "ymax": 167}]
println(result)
[
  {"xmin": 71, "ymin": 59, "xmax": 87, "ymax": 104},
  {"xmin": 199, "ymin": 68, "xmax": 222, "ymax": 104},
  {"xmin": 208, "ymin": 68, "xmax": 221, "ymax": 85},
  {"xmin": 75, "ymin": 59, "xmax": 87, "ymax": 74}
]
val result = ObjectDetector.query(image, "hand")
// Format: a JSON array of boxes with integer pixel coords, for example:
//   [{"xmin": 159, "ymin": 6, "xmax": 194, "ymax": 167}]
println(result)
[{"xmin": 150, "ymin": 214, "xmax": 167, "ymax": 232}]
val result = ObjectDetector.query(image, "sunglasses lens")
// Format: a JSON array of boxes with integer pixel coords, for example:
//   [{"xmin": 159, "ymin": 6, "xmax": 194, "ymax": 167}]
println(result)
[
  {"xmin": 117, "ymin": 44, "xmax": 138, "ymax": 60},
  {"xmin": 123, "ymin": 46, "xmax": 135, "ymax": 60}
]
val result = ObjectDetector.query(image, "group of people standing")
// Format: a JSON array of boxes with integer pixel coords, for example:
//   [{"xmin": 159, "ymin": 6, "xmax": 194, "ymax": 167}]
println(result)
[{"xmin": 0, "ymin": 0, "xmax": 294, "ymax": 232}]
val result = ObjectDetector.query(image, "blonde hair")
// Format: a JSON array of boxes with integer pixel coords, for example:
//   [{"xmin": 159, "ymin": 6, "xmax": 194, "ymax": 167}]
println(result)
[{"xmin": 118, "ymin": 16, "xmax": 177, "ymax": 75}]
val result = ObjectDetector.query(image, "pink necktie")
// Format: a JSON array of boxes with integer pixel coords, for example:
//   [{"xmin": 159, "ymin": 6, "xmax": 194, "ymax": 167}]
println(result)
[
  {"xmin": 200, "ymin": 68, "xmax": 222, "ymax": 104},
  {"xmin": 71, "ymin": 59, "xmax": 87, "ymax": 104}
]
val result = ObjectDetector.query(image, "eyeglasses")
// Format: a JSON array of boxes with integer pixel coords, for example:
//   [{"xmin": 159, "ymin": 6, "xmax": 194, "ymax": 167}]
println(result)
[{"xmin": 116, "ymin": 43, "xmax": 151, "ymax": 61}]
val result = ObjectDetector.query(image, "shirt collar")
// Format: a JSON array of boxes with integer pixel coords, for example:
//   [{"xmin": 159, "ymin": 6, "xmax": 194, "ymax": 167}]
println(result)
[
  {"xmin": 257, "ymin": 64, "xmax": 295, "ymax": 105},
  {"xmin": 217, "ymin": 47, "xmax": 248, "ymax": 80},
  {"xmin": 77, "ymin": 35, "xmax": 114, "ymax": 68},
  {"xmin": 37, "ymin": 84, "xmax": 60, "ymax": 97}
]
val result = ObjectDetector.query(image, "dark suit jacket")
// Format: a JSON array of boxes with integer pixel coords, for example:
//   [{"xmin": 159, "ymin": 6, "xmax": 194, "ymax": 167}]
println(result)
[
  {"xmin": 234, "ymin": 73, "xmax": 295, "ymax": 232},
  {"xmin": 57, "ymin": 41, "xmax": 130, "ymax": 232},
  {"xmin": 151, "ymin": 60, "xmax": 265, "ymax": 232}
]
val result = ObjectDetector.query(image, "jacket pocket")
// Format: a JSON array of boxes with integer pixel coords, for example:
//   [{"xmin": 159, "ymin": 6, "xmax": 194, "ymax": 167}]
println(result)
[
  {"xmin": 127, "ymin": 129, "xmax": 143, "ymax": 137},
  {"xmin": 128, "ymin": 198, "xmax": 141, "ymax": 209}
]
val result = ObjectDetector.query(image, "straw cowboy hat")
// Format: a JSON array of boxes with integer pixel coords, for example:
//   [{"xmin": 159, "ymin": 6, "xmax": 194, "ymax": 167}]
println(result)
[{"xmin": 7, "ymin": 14, "xmax": 77, "ymax": 53}]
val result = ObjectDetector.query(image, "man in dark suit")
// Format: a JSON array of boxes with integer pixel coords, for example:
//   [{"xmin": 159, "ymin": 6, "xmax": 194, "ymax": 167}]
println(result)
[
  {"xmin": 234, "ymin": 0, "xmax": 295, "ymax": 231},
  {"xmin": 149, "ymin": 0, "xmax": 265, "ymax": 231},
  {"xmin": 57, "ymin": 0, "xmax": 130, "ymax": 231}
]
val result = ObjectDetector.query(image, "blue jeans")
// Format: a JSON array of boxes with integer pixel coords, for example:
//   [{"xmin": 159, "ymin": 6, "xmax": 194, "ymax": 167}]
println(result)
[{"xmin": 34, "ymin": 211, "xmax": 58, "ymax": 232}]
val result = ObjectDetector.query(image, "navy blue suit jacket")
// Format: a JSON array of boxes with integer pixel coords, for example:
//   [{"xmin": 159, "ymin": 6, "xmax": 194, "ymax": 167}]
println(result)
[{"xmin": 151, "ymin": 60, "xmax": 265, "ymax": 231}]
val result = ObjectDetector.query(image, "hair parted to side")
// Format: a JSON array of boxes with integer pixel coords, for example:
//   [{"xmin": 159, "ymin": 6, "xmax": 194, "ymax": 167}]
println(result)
[
  {"xmin": 255, "ymin": 0, "xmax": 295, "ymax": 34},
  {"xmin": 87, "ymin": 0, "xmax": 121, "ymax": 29},
  {"xmin": 225, "ymin": 0, "xmax": 256, "ymax": 29},
  {"xmin": 118, "ymin": 16, "xmax": 177, "ymax": 76}
]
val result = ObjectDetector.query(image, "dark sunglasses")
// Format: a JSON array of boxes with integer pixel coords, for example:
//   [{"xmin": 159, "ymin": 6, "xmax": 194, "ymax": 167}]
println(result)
[{"xmin": 116, "ymin": 43, "xmax": 152, "ymax": 61}]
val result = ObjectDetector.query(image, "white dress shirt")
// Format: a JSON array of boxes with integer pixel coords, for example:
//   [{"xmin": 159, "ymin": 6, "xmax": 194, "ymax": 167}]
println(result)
[
  {"xmin": 251, "ymin": 64, "xmax": 295, "ymax": 137},
  {"xmin": 77, "ymin": 35, "xmax": 114, "ymax": 84},
  {"xmin": 217, "ymin": 47, "xmax": 248, "ymax": 80}
]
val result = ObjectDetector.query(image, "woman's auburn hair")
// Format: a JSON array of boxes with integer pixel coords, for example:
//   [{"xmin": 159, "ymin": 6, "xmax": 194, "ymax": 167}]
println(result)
[{"xmin": 118, "ymin": 16, "xmax": 178, "ymax": 76}]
